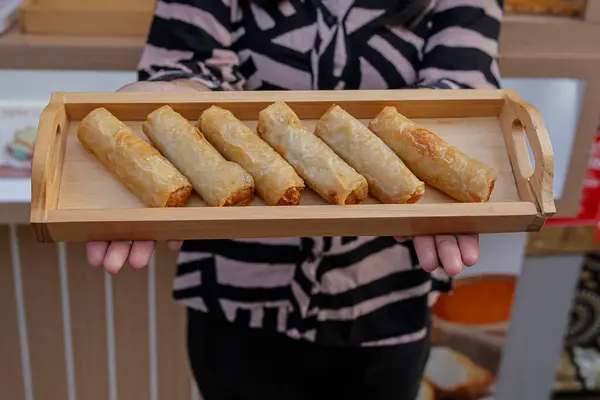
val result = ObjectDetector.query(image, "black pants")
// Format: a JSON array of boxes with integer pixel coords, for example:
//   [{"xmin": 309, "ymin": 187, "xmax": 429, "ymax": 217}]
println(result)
[{"xmin": 187, "ymin": 309, "xmax": 430, "ymax": 400}]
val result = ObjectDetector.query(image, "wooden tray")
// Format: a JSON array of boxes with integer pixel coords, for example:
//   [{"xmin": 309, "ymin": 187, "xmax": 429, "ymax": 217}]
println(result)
[{"xmin": 30, "ymin": 90, "xmax": 555, "ymax": 243}]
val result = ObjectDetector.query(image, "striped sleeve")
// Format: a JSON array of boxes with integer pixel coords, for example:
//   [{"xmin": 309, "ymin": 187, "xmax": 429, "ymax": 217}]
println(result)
[
  {"xmin": 137, "ymin": 0, "xmax": 245, "ymax": 91},
  {"xmin": 416, "ymin": 0, "xmax": 504, "ymax": 89}
]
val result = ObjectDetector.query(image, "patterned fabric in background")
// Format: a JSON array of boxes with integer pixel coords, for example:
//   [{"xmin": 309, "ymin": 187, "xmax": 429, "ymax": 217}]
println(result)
[{"xmin": 555, "ymin": 253, "xmax": 600, "ymax": 395}]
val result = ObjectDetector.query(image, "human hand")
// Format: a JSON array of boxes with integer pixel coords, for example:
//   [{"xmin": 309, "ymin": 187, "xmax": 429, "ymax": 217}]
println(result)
[
  {"xmin": 87, "ymin": 240, "xmax": 183, "ymax": 274},
  {"xmin": 395, "ymin": 235, "xmax": 479, "ymax": 277},
  {"xmin": 116, "ymin": 80, "xmax": 210, "ymax": 93}
]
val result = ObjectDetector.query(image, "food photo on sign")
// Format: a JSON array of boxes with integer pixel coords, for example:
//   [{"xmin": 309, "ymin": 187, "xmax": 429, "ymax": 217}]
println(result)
[
  {"xmin": 0, "ymin": 102, "xmax": 44, "ymax": 178},
  {"xmin": 415, "ymin": 272, "xmax": 516, "ymax": 400}
]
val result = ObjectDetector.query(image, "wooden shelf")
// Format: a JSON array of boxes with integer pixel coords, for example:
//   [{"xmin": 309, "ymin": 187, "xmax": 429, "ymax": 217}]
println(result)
[
  {"xmin": 499, "ymin": 14, "xmax": 600, "ymax": 58},
  {"xmin": 526, "ymin": 225, "xmax": 600, "ymax": 256},
  {"xmin": 0, "ymin": 26, "xmax": 144, "ymax": 70},
  {"xmin": 1, "ymin": 15, "xmax": 599, "ymax": 71}
]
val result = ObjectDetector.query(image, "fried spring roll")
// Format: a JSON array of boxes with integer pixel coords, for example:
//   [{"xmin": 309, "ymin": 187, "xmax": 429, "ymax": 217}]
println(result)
[
  {"xmin": 77, "ymin": 107, "xmax": 192, "ymax": 207},
  {"xmin": 198, "ymin": 106, "xmax": 305, "ymax": 206},
  {"xmin": 369, "ymin": 107, "xmax": 498, "ymax": 202},
  {"xmin": 142, "ymin": 106, "xmax": 254, "ymax": 207},
  {"xmin": 315, "ymin": 105, "xmax": 425, "ymax": 204},
  {"xmin": 257, "ymin": 102, "xmax": 368, "ymax": 205}
]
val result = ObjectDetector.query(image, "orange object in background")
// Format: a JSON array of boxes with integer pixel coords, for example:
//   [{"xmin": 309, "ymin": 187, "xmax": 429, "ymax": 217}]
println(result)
[
  {"xmin": 505, "ymin": 0, "xmax": 587, "ymax": 16},
  {"xmin": 432, "ymin": 275, "xmax": 517, "ymax": 325},
  {"xmin": 427, "ymin": 275, "xmax": 517, "ymax": 397}
]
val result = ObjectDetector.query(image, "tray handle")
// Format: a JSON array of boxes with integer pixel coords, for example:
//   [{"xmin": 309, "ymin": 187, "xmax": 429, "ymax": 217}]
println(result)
[
  {"xmin": 503, "ymin": 90, "xmax": 556, "ymax": 217},
  {"xmin": 30, "ymin": 94, "xmax": 67, "ymax": 242}
]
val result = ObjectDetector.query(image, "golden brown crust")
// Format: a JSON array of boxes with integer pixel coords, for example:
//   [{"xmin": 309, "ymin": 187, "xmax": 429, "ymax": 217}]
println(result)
[
  {"xmin": 369, "ymin": 106, "xmax": 497, "ymax": 203},
  {"xmin": 322, "ymin": 103, "xmax": 338, "ymax": 117},
  {"xmin": 486, "ymin": 180, "xmax": 496, "ymax": 201},
  {"xmin": 276, "ymin": 186, "xmax": 302, "ymax": 206},
  {"xmin": 199, "ymin": 105, "xmax": 305, "ymax": 206},
  {"xmin": 166, "ymin": 185, "xmax": 193, "ymax": 207},
  {"xmin": 223, "ymin": 187, "xmax": 254, "ymax": 207},
  {"xmin": 143, "ymin": 105, "xmax": 255, "ymax": 207},
  {"xmin": 326, "ymin": 191, "xmax": 340, "ymax": 205},
  {"xmin": 406, "ymin": 189, "xmax": 424, "ymax": 204},
  {"xmin": 315, "ymin": 105, "xmax": 424, "ymax": 205},
  {"xmin": 258, "ymin": 101, "xmax": 368, "ymax": 207},
  {"xmin": 344, "ymin": 185, "xmax": 369, "ymax": 205},
  {"xmin": 473, "ymin": 179, "xmax": 496, "ymax": 203},
  {"xmin": 78, "ymin": 107, "xmax": 192, "ymax": 208}
]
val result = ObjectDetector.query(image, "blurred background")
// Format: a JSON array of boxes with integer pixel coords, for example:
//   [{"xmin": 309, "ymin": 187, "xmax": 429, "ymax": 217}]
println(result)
[{"xmin": 0, "ymin": 1, "xmax": 599, "ymax": 399}]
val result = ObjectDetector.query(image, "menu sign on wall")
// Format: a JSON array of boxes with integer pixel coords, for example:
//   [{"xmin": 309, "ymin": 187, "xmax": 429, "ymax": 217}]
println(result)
[{"xmin": 417, "ymin": 271, "xmax": 515, "ymax": 399}]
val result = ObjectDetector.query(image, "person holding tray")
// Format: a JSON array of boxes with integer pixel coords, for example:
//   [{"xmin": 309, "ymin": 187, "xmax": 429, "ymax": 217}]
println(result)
[{"xmin": 87, "ymin": 0, "xmax": 504, "ymax": 399}]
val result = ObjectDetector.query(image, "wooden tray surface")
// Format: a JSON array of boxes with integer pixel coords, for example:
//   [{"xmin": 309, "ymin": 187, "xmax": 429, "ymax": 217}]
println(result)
[{"xmin": 30, "ymin": 90, "xmax": 555, "ymax": 243}]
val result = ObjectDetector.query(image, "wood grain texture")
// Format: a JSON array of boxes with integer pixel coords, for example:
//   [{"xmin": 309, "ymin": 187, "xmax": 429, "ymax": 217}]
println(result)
[
  {"xmin": 113, "ymin": 265, "xmax": 150, "ymax": 400},
  {"xmin": 501, "ymin": 90, "xmax": 555, "ymax": 216},
  {"xmin": 31, "ymin": 90, "xmax": 553, "ymax": 242},
  {"xmin": 17, "ymin": 225, "xmax": 69, "ymax": 400},
  {"xmin": 0, "ymin": 226, "xmax": 26, "ymax": 400},
  {"xmin": 497, "ymin": 76, "xmax": 599, "ymax": 219},
  {"xmin": 66, "ymin": 243, "xmax": 110, "ymax": 400},
  {"xmin": 60, "ymin": 90, "xmax": 507, "ymax": 120},
  {"xmin": 45, "ymin": 203, "xmax": 541, "ymax": 242},
  {"xmin": 155, "ymin": 244, "xmax": 192, "ymax": 400},
  {"xmin": 30, "ymin": 95, "xmax": 68, "ymax": 226},
  {"xmin": 500, "ymin": 111, "xmax": 536, "ymax": 206}
]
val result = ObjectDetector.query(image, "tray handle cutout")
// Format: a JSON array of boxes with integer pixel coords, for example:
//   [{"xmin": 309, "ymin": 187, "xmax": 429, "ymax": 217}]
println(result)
[
  {"xmin": 30, "ymin": 96, "xmax": 68, "ymax": 234},
  {"xmin": 47, "ymin": 123, "xmax": 64, "ymax": 189},
  {"xmin": 504, "ymin": 91, "xmax": 556, "ymax": 217}
]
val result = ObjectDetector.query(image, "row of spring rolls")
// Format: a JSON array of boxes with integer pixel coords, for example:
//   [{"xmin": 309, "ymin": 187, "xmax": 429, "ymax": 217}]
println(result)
[{"xmin": 77, "ymin": 102, "xmax": 497, "ymax": 208}]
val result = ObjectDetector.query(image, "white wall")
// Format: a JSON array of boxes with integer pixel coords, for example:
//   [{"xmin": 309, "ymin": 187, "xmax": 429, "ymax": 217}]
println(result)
[{"xmin": 0, "ymin": 69, "xmax": 135, "ymax": 100}]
